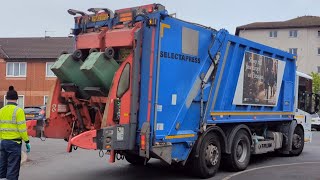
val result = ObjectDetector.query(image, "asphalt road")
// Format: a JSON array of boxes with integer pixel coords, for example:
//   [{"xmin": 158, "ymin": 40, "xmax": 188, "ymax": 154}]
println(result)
[{"xmin": 20, "ymin": 132, "xmax": 320, "ymax": 180}]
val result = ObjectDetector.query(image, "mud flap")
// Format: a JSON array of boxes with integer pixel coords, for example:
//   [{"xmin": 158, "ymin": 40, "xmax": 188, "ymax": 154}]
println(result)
[
  {"xmin": 152, "ymin": 144, "xmax": 172, "ymax": 164},
  {"xmin": 278, "ymin": 120, "xmax": 297, "ymax": 154},
  {"xmin": 139, "ymin": 122, "xmax": 150, "ymax": 158}
]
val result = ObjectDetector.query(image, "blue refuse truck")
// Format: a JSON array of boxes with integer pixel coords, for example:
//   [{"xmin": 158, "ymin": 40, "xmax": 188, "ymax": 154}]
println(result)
[{"xmin": 30, "ymin": 4, "xmax": 316, "ymax": 179}]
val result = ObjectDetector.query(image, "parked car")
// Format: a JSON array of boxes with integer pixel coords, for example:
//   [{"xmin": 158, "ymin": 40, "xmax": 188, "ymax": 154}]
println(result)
[
  {"xmin": 311, "ymin": 113, "xmax": 320, "ymax": 131},
  {"xmin": 24, "ymin": 105, "xmax": 46, "ymax": 121}
]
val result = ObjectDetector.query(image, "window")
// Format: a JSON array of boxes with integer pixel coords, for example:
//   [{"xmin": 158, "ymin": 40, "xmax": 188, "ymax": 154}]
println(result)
[
  {"xmin": 44, "ymin": 96, "xmax": 49, "ymax": 105},
  {"xmin": 298, "ymin": 76, "xmax": 313, "ymax": 113},
  {"xmin": 318, "ymin": 31, "xmax": 320, "ymax": 37},
  {"xmin": 3, "ymin": 95, "xmax": 24, "ymax": 108},
  {"xmin": 318, "ymin": 66, "xmax": 320, "ymax": 73},
  {"xmin": 116, "ymin": 63, "xmax": 130, "ymax": 98},
  {"xmin": 289, "ymin": 48, "xmax": 298, "ymax": 55},
  {"xmin": 318, "ymin": 48, "xmax": 320, "ymax": 55},
  {"xmin": 6, "ymin": 62, "xmax": 26, "ymax": 77},
  {"xmin": 289, "ymin": 30, "xmax": 298, "ymax": 38},
  {"xmin": 46, "ymin": 62, "xmax": 56, "ymax": 77},
  {"xmin": 269, "ymin": 31, "xmax": 277, "ymax": 38}
]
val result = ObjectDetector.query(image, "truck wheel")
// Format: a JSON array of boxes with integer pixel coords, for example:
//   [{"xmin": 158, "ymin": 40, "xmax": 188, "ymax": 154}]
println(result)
[
  {"xmin": 224, "ymin": 130, "xmax": 251, "ymax": 171},
  {"xmin": 125, "ymin": 154, "xmax": 148, "ymax": 165},
  {"xmin": 192, "ymin": 133, "xmax": 221, "ymax": 178},
  {"xmin": 290, "ymin": 125, "xmax": 304, "ymax": 156}
]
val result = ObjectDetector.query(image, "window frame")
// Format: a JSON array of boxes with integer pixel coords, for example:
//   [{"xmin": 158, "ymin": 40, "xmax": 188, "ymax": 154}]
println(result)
[
  {"xmin": 46, "ymin": 62, "xmax": 56, "ymax": 77},
  {"xmin": 269, "ymin": 30, "xmax": 278, "ymax": 38},
  {"xmin": 297, "ymin": 76, "xmax": 313, "ymax": 114},
  {"xmin": 116, "ymin": 63, "xmax": 131, "ymax": 98},
  {"xmin": 289, "ymin": 30, "xmax": 298, "ymax": 38},
  {"xmin": 44, "ymin": 95, "xmax": 49, "ymax": 105},
  {"xmin": 6, "ymin": 62, "xmax": 27, "ymax": 77},
  {"xmin": 289, "ymin": 48, "xmax": 298, "ymax": 55},
  {"xmin": 3, "ymin": 95, "xmax": 25, "ymax": 108}
]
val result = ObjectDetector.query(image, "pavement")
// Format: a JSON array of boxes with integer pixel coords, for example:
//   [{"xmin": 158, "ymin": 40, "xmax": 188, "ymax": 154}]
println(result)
[{"xmin": 19, "ymin": 131, "xmax": 320, "ymax": 180}]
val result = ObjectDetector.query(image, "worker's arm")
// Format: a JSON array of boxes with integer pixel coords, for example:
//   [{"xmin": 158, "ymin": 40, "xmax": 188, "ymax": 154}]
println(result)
[
  {"xmin": 0, "ymin": 108, "xmax": 2, "ymax": 139},
  {"xmin": 16, "ymin": 108, "xmax": 30, "ymax": 143}
]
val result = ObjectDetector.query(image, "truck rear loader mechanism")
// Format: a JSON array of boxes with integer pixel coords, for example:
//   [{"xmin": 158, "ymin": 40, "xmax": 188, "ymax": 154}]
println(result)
[{"xmin": 27, "ymin": 4, "xmax": 316, "ymax": 178}]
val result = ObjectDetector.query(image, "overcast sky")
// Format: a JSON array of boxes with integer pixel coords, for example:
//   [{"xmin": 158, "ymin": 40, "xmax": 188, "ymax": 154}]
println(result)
[{"xmin": 1, "ymin": 0, "xmax": 319, "ymax": 37}]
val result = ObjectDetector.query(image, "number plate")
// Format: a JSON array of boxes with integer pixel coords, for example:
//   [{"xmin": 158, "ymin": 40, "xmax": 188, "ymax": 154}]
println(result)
[
  {"xmin": 116, "ymin": 127, "xmax": 124, "ymax": 141},
  {"xmin": 26, "ymin": 114, "xmax": 35, "ymax": 118}
]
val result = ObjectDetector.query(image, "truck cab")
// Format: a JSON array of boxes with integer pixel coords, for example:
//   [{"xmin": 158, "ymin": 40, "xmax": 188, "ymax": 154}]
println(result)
[{"xmin": 295, "ymin": 71, "xmax": 314, "ymax": 142}]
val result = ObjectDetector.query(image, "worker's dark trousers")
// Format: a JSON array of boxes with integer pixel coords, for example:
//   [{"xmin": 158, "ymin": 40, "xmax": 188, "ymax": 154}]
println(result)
[{"xmin": 0, "ymin": 140, "xmax": 22, "ymax": 180}]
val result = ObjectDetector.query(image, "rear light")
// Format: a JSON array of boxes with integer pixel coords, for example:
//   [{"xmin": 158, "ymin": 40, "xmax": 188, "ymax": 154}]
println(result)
[
  {"xmin": 119, "ymin": 12, "xmax": 133, "ymax": 22},
  {"xmin": 140, "ymin": 134, "xmax": 146, "ymax": 150},
  {"xmin": 106, "ymin": 129, "xmax": 114, "ymax": 135},
  {"xmin": 148, "ymin": 18, "xmax": 157, "ymax": 26},
  {"xmin": 147, "ymin": 7, "xmax": 153, "ymax": 13},
  {"xmin": 106, "ymin": 137, "xmax": 112, "ymax": 143}
]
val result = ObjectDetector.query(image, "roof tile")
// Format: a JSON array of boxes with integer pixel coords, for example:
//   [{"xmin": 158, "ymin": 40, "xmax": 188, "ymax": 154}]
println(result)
[
  {"xmin": 236, "ymin": 16, "xmax": 320, "ymax": 35},
  {"xmin": 0, "ymin": 37, "xmax": 74, "ymax": 59}
]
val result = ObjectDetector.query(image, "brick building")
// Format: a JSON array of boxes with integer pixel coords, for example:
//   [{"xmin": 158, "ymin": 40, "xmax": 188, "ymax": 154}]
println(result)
[
  {"xmin": 0, "ymin": 37, "xmax": 74, "ymax": 108},
  {"xmin": 236, "ymin": 16, "xmax": 320, "ymax": 74}
]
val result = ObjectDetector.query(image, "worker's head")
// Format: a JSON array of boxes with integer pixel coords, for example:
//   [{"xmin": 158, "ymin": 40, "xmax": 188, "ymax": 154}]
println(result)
[{"xmin": 6, "ymin": 86, "xmax": 18, "ymax": 103}]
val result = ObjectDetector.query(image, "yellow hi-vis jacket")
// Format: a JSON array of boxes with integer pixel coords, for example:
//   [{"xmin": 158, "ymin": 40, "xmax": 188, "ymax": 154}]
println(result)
[{"xmin": 0, "ymin": 103, "xmax": 29, "ymax": 144}]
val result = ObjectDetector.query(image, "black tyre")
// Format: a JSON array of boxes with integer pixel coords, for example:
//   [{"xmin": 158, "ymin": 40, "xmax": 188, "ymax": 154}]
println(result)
[
  {"xmin": 72, "ymin": 50, "xmax": 83, "ymax": 61},
  {"xmin": 125, "ymin": 154, "xmax": 149, "ymax": 165},
  {"xmin": 290, "ymin": 125, "xmax": 304, "ymax": 156},
  {"xmin": 192, "ymin": 133, "xmax": 221, "ymax": 178},
  {"xmin": 104, "ymin": 47, "xmax": 115, "ymax": 60},
  {"xmin": 224, "ymin": 130, "xmax": 251, "ymax": 171}
]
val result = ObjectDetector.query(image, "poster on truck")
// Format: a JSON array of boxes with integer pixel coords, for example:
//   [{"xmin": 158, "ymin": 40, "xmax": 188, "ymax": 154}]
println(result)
[{"xmin": 233, "ymin": 51, "xmax": 286, "ymax": 106}]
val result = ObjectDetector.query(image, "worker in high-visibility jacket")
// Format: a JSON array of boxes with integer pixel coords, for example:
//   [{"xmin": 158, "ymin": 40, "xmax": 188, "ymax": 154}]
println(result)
[{"xmin": 0, "ymin": 86, "xmax": 31, "ymax": 180}]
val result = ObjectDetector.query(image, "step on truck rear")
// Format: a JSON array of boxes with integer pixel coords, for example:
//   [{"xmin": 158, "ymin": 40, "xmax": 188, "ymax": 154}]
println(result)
[{"xmin": 27, "ymin": 4, "xmax": 317, "ymax": 178}]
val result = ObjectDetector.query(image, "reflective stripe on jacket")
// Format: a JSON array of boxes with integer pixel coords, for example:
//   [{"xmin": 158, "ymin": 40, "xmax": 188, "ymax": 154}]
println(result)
[{"xmin": 0, "ymin": 104, "xmax": 29, "ymax": 143}]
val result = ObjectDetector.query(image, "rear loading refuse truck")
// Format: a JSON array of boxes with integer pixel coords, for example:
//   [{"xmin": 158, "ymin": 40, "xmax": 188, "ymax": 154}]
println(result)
[{"xmin": 27, "ymin": 4, "xmax": 317, "ymax": 178}]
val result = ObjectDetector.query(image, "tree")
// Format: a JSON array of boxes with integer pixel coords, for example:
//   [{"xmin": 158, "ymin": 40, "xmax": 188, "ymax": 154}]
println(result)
[{"xmin": 311, "ymin": 72, "xmax": 320, "ymax": 94}]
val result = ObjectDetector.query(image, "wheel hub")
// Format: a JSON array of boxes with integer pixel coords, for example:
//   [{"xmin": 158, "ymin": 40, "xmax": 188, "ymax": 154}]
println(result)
[
  {"xmin": 236, "ymin": 144, "xmax": 243, "ymax": 157},
  {"xmin": 205, "ymin": 144, "xmax": 219, "ymax": 166},
  {"xmin": 293, "ymin": 134, "xmax": 302, "ymax": 149},
  {"xmin": 236, "ymin": 140, "xmax": 248, "ymax": 163}
]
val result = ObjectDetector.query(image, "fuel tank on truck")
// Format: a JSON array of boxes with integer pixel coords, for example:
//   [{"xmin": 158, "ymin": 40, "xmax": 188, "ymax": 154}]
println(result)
[{"xmin": 80, "ymin": 52, "xmax": 119, "ymax": 94}]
